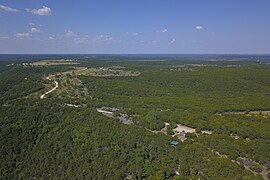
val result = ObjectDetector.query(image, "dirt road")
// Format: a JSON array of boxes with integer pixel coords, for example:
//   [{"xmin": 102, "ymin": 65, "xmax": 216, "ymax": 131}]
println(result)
[{"xmin": 40, "ymin": 76, "xmax": 59, "ymax": 99}]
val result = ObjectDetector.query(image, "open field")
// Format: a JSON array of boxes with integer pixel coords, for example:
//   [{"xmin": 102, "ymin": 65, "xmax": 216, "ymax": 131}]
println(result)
[
  {"xmin": 38, "ymin": 66, "xmax": 141, "ymax": 99},
  {"xmin": 31, "ymin": 59, "xmax": 80, "ymax": 66},
  {"xmin": 61, "ymin": 66, "xmax": 141, "ymax": 77}
]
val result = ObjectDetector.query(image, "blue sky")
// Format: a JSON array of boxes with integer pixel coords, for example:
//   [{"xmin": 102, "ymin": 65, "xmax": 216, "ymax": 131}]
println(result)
[{"xmin": 0, "ymin": 0, "xmax": 270, "ymax": 54}]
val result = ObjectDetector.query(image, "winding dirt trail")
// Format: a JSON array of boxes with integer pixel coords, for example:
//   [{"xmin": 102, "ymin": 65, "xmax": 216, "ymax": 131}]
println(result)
[{"xmin": 40, "ymin": 76, "xmax": 59, "ymax": 99}]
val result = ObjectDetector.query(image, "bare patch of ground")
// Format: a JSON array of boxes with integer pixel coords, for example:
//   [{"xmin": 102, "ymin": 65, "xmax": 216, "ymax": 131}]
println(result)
[
  {"xmin": 117, "ymin": 113, "xmax": 134, "ymax": 125},
  {"xmin": 172, "ymin": 133, "xmax": 187, "ymax": 142},
  {"xmin": 96, "ymin": 107, "xmax": 133, "ymax": 124},
  {"xmin": 63, "ymin": 67, "xmax": 140, "ymax": 77},
  {"xmin": 230, "ymin": 134, "xmax": 240, "ymax": 139},
  {"xmin": 96, "ymin": 108, "xmax": 114, "ymax": 117},
  {"xmin": 201, "ymin": 130, "xmax": 212, "ymax": 135},
  {"xmin": 64, "ymin": 103, "xmax": 86, "ymax": 108},
  {"xmin": 31, "ymin": 59, "xmax": 80, "ymax": 66},
  {"xmin": 173, "ymin": 124, "xmax": 196, "ymax": 134}
]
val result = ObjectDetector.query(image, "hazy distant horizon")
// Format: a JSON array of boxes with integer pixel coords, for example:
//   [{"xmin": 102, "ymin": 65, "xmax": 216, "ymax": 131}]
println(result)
[{"xmin": 1, "ymin": 53, "xmax": 270, "ymax": 62}]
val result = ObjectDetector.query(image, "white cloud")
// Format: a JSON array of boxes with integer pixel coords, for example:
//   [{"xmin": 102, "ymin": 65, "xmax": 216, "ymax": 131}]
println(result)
[
  {"xmin": 65, "ymin": 30, "xmax": 77, "ymax": 38},
  {"xmin": 158, "ymin": 28, "xmax": 168, "ymax": 33},
  {"xmin": 26, "ymin": 6, "xmax": 52, "ymax": 16},
  {"xmin": 30, "ymin": 37, "xmax": 44, "ymax": 42},
  {"xmin": 0, "ymin": 4, "xmax": 18, "ymax": 12},
  {"xmin": 126, "ymin": 32, "xmax": 139, "ymax": 36},
  {"xmin": 0, "ymin": 36, "xmax": 9, "ymax": 40},
  {"xmin": 15, "ymin": 32, "xmax": 31, "ymax": 38},
  {"xmin": 170, "ymin": 39, "xmax": 176, "ymax": 44},
  {"xmin": 29, "ymin": 22, "xmax": 35, "ymax": 26},
  {"xmin": 30, "ymin": 27, "xmax": 41, "ymax": 33},
  {"xmin": 74, "ymin": 37, "xmax": 89, "ymax": 44},
  {"xmin": 49, "ymin": 36, "xmax": 55, "ymax": 40},
  {"xmin": 94, "ymin": 35, "xmax": 113, "ymax": 42},
  {"xmin": 195, "ymin": 25, "xmax": 204, "ymax": 30},
  {"xmin": 0, "ymin": 33, "xmax": 9, "ymax": 40}
]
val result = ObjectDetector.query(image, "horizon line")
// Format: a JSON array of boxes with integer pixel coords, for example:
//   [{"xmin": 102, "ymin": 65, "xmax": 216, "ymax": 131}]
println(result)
[{"xmin": 1, "ymin": 53, "xmax": 270, "ymax": 56}]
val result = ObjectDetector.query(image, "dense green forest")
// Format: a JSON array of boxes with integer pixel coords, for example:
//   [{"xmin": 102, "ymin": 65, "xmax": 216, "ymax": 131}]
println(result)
[{"xmin": 0, "ymin": 57, "xmax": 269, "ymax": 179}]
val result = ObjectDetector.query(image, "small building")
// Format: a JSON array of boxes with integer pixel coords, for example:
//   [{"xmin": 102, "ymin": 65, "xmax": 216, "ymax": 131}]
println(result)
[{"xmin": 170, "ymin": 140, "xmax": 179, "ymax": 147}]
